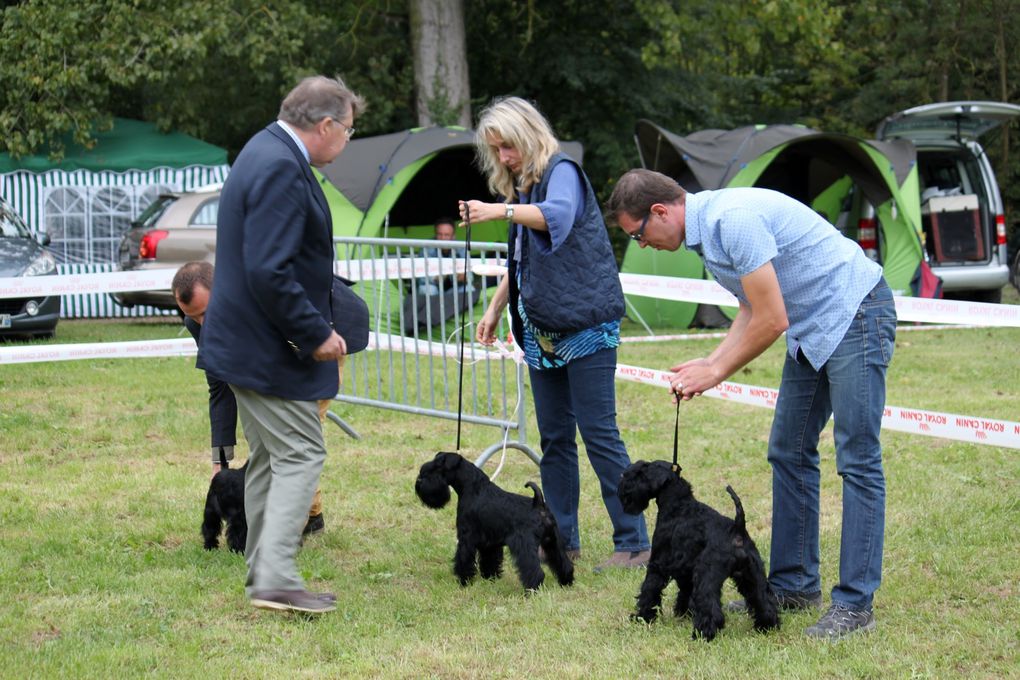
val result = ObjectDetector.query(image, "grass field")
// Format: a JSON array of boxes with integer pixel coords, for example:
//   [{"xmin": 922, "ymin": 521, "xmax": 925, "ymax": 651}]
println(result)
[{"xmin": 1, "ymin": 289, "xmax": 1018, "ymax": 678}]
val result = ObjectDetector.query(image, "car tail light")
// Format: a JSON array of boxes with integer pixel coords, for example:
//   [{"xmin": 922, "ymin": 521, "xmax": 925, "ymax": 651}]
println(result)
[
  {"xmin": 857, "ymin": 217, "xmax": 879, "ymax": 261},
  {"xmin": 995, "ymin": 214, "xmax": 1006, "ymax": 245},
  {"xmin": 138, "ymin": 230, "xmax": 169, "ymax": 259}
]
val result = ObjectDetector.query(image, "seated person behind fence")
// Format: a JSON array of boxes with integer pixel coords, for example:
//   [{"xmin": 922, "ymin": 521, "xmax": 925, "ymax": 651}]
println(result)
[
  {"xmin": 171, "ymin": 261, "xmax": 325, "ymax": 536},
  {"xmin": 415, "ymin": 217, "xmax": 473, "ymax": 296}
]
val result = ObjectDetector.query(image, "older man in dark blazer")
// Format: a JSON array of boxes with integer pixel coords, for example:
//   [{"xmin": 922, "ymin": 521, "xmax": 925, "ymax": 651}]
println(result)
[{"xmin": 198, "ymin": 75, "xmax": 363, "ymax": 614}]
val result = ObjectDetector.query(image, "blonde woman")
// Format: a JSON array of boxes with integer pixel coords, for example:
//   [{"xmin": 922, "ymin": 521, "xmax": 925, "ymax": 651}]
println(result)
[{"xmin": 460, "ymin": 97, "xmax": 649, "ymax": 572}]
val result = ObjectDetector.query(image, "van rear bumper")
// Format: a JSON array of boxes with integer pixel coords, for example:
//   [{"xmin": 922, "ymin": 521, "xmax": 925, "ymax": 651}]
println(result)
[{"xmin": 933, "ymin": 263, "xmax": 1009, "ymax": 292}]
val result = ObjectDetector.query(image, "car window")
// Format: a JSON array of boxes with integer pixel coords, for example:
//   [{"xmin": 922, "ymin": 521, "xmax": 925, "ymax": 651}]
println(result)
[
  {"xmin": 190, "ymin": 198, "xmax": 219, "ymax": 226},
  {"xmin": 1, "ymin": 203, "xmax": 32, "ymax": 238},
  {"xmin": 135, "ymin": 195, "xmax": 177, "ymax": 230}
]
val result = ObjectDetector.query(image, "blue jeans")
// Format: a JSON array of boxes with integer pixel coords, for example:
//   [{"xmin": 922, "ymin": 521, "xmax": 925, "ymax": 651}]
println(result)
[
  {"xmin": 767, "ymin": 280, "xmax": 896, "ymax": 610},
  {"xmin": 528, "ymin": 347, "xmax": 649, "ymax": 553}
]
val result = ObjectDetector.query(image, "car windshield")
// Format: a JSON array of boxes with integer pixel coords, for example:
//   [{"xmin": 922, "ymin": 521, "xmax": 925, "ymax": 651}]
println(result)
[{"xmin": 1, "ymin": 203, "xmax": 32, "ymax": 238}]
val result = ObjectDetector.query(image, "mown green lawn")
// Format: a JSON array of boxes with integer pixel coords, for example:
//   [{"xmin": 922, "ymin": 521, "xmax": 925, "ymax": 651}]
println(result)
[{"xmin": 1, "ymin": 292, "xmax": 1017, "ymax": 678}]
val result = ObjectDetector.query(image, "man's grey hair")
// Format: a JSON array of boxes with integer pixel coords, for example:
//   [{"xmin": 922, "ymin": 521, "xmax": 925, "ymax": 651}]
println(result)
[{"xmin": 279, "ymin": 75, "xmax": 365, "ymax": 130}]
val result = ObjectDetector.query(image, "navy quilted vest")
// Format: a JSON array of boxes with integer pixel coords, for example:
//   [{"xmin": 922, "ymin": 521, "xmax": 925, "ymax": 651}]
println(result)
[{"xmin": 508, "ymin": 152, "xmax": 624, "ymax": 337}]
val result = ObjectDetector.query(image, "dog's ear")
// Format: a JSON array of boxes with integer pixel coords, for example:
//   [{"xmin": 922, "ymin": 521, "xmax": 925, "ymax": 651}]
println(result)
[{"xmin": 440, "ymin": 452, "xmax": 461, "ymax": 470}]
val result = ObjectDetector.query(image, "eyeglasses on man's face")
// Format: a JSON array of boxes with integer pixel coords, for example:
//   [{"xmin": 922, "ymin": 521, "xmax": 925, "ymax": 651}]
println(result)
[
  {"xmin": 628, "ymin": 212, "xmax": 651, "ymax": 242},
  {"xmin": 334, "ymin": 118, "xmax": 356, "ymax": 139}
]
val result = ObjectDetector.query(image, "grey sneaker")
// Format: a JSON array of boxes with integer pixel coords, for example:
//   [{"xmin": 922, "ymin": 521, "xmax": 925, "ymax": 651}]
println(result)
[
  {"xmin": 725, "ymin": 590, "xmax": 821, "ymax": 613},
  {"xmin": 805, "ymin": 603, "xmax": 875, "ymax": 640}
]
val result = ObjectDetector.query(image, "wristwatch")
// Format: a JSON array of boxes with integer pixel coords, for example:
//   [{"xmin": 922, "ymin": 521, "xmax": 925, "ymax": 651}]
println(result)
[{"xmin": 504, "ymin": 203, "xmax": 514, "ymax": 221}]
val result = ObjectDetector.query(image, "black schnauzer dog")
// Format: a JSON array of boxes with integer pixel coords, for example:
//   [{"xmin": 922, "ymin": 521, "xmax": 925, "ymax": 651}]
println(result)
[
  {"xmin": 414, "ymin": 451, "xmax": 574, "ymax": 591},
  {"xmin": 618, "ymin": 460, "xmax": 779, "ymax": 641},
  {"xmin": 201, "ymin": 454, "xmax": 247, "ymax": 553}
]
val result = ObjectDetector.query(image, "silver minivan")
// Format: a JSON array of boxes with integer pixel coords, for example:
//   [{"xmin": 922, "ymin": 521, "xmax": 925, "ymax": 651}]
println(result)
[{"xmin": 876, "ymin": 101, "xmax": 1020, "ymax": 303}]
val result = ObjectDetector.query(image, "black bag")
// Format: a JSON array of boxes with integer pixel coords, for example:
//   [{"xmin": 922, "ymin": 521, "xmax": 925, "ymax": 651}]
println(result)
[{"xmin": 331, "ymin": 275, "xmax": 369, "ymax": 353}]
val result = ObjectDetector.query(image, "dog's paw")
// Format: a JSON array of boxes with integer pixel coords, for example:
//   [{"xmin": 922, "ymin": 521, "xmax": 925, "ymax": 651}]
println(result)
[{"xmin": 630, "ymin": 612, "xmax": 656, "ymax": 625}]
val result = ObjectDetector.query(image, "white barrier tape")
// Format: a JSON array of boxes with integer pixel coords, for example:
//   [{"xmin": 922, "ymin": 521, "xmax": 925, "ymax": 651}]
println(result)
[
  {"xmin": 5, "ymin": 267, "xmax": 1017, "ymax": 328},
  {"xmin": 4, "ymin": 333, "xmax": 1014, "ymax": 448},
  {"xmin": 619, "ymin": 272, "xmax": 1020, "ymax": 327},
  {"xmin": 0, "ymin": 331, "xmax": 508, "ymax": 365},
  {"xmin": 0, "ymin": 338, "xmax": 197, "ymax": 364},
  {"xmin": 0, "ymin": 269, "xmax": 177, "ymax": 298},
  {"xmin": 614, "ymin": 362, "xmax": 1019, "ymax": 450},
  {"xmin": 0, "ymin": 257, "xmax": 504, "ymax": 300},
  {"xmin": 620, "ymin": 272, "xmax": 739, "ymax": 307}
]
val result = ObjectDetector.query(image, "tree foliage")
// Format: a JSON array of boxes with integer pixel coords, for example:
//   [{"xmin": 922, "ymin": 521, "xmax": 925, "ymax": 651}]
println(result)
[
  {"xmin": 0, "ymin": 0, "xmax": 415, "ymax": 161},
  {"xmin": 2, "ymin": 0, "xmax": 1018, "ymax": 226}
]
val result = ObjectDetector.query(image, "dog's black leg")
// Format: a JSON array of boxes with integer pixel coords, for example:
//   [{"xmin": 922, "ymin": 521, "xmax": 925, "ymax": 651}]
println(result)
[
  {"xmin": 201, "ymin": 489, "xmax": 222, "ymax": 550},
  {"xmin": 225, "ymin": 510, "xmax": 247, "ymax": 554},
  {"xmin": 507, "ymin": 533, "xmax": 545, "ymax": 591},
  {"xmin": 689, "ymin": 555, "xmax": 729, "ymax": 641},
  {"xmin": 540, "ymin": 526, "xmax": 575, "ymax": 587},
  {"xmin": 733, "ymin": 547, "xmax": 780, "ymax": 633},
  {"xmin": 673, "ymin": 573, "xmax": 693, "ymax": 619},
  {"xmin": 478, "ymin": 544, "xmax": 504, "ymax": 580},
  {"xmin": 632, "ymin": 564, "xmax": 670, "ymax": 623},
  {"xmin": 452, "ymin": 538, "xmax": 479, "ymax": 586}
]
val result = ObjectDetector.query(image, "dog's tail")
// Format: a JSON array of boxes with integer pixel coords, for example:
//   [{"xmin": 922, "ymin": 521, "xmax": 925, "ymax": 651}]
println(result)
[
  {"xmin": 525, "ymin": 481, "xmax": 546, "ymax": 508},
  {"xmin": 726, "ymin": 485, "xmax": 747, "ymax": 534}
]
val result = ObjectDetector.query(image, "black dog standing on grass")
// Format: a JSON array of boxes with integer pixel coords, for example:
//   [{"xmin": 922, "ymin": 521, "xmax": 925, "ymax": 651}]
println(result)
[
  {"xmin": 201, "ymin": 454, "xmax": 248, "ymax": 553},
  {"xmin": 414, "ymin": 451, "xmax": 575, "ymax": 592},
  {"xmin": 618, "ymin": 460, "xmax": 780, "ymax": 641}
]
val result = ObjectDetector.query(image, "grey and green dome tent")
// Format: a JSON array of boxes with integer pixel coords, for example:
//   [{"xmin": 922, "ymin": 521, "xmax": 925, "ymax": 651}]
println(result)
[
  {"xmin": 315, "ymin": 126, "xmax": 583, "ymax": 335},
  {"xmin": 318, "ymin": 125, "xmax": 582, "ymax": 240},
  {"xmin": 627, "ymin": 120, "xmax": 924, "ymax": 328}
]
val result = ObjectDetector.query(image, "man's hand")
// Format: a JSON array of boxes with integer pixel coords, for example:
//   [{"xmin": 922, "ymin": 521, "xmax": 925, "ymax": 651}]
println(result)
[
  {"xmin": 312, "ymin": 330, "xmax": 347, "ymax": 361},
  {"xmin": 669, "ymin": 358, "xmax": 721, "ymax": 401}
]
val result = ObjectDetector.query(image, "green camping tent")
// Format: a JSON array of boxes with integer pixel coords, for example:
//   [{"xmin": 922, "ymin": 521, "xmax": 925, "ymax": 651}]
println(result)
[
  {"xmin": 318, "ymin": 126, "xmax": 582, "ymax": 239},
  {"xmin": 315, "ymin": 126, "xmax": 583, "ymax": 336},
  {"xmin": 626, "ymin": 120, "xmax": 925, "ymax": 328}
]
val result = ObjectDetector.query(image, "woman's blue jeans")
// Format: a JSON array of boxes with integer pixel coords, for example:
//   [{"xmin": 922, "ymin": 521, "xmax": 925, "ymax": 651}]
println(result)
[
  {"xmin": 767, "ymin": 280, "xmax": 896, "ymax": 610},
  {"xmin": 528, "ymin": 347, "xmax": 649, "ymax": 553}
]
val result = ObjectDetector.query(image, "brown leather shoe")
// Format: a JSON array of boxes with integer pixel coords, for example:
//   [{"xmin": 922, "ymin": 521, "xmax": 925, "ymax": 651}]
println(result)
[
  {"xmin": 250, "ymin": 589, "xmax": 336, "ymax": 613},
  {"xmin": 593, "ymin": 550, "xmax": 651, "ymax": 573}
]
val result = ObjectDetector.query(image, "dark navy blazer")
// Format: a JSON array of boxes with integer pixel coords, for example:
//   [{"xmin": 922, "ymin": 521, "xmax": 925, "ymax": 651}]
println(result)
[{"xmin": 197, "ymin": 122, "xmax": 339, "ymax": 401}]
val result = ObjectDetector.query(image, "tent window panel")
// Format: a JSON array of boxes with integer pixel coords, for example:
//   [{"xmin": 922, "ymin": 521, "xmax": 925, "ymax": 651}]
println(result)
[{"xmin": 44, "ymin": 188, "xmax": 88, "ymax": 264}]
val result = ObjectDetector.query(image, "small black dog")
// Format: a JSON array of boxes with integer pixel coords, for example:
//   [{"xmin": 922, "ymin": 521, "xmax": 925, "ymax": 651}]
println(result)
[
  {"xmin": 201, "ymin": 454, "xmax": 247, "ymax": 553},
  {"xmin": 414, "ymin": 451, "xmax": 574, "ymax": 591},
  {"xmin": 618, "ymin": 460, "xmax": 779, "ymax": 641}
]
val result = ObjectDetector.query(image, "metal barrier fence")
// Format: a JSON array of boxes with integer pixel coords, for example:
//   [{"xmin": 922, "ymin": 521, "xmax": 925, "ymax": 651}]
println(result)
[{"xmin": 332, "ymin": 236, "xmax": 540, "ymax": 466}]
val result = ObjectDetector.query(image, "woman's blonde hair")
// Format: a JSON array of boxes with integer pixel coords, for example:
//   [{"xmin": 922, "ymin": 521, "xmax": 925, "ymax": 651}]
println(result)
[{"xmin": 474, "ymin": 97, "xmax": 560, "ymax": 200}]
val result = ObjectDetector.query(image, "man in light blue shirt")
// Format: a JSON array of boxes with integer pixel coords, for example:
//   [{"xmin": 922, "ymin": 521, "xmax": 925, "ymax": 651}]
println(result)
[{"xmin": 607, "ymin": 169, "xmax": 897, "ymax": 640}]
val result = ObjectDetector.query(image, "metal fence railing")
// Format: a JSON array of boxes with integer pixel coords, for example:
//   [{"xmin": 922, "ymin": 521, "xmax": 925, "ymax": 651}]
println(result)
[{"xmin": 331, "ymin": 236, "xmax": 539, "ymax": 467}]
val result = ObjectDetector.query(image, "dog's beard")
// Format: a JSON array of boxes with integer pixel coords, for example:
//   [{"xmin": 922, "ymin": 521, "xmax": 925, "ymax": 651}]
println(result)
[{"xmin": 415, "ymin": 475, "xmax": 451, "ymax": 509}]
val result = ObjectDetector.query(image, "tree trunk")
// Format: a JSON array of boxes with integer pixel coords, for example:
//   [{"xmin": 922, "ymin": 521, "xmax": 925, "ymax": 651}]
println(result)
[{"xmin": 409, "ymin": 0, "xmax": 472, "ymax": 127}]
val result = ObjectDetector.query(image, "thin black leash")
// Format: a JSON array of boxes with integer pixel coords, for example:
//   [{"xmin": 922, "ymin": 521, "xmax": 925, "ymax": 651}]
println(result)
[
  {"xmin": 672, "ymin": 391, "xmax": 683, "ymax": 477},
  {"xmin": 454, "ymin": 205, "xmax": 472, "ymax": 452}
]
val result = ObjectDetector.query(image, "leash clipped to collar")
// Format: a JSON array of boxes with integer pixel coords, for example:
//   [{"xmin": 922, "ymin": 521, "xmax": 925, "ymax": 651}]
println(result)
[{"xmin": 671, "ymin": 392, "xmax": 683, "ymax": 477}]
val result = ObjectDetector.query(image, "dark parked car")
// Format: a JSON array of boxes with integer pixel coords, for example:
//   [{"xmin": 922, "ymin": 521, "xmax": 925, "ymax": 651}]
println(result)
[
  {"xmin": 111, "ymin": 185, "xmax": 220, "ymax": 311},
  {"xmin": 0, "ymin": 196, "xmax": 60, "ymax": 339}
]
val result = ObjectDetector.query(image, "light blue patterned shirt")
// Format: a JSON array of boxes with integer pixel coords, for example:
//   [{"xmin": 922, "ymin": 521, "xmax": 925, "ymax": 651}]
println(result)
[{"xmin": 684, "ymin": 188, "xmax": 882, "ymax": 369}]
